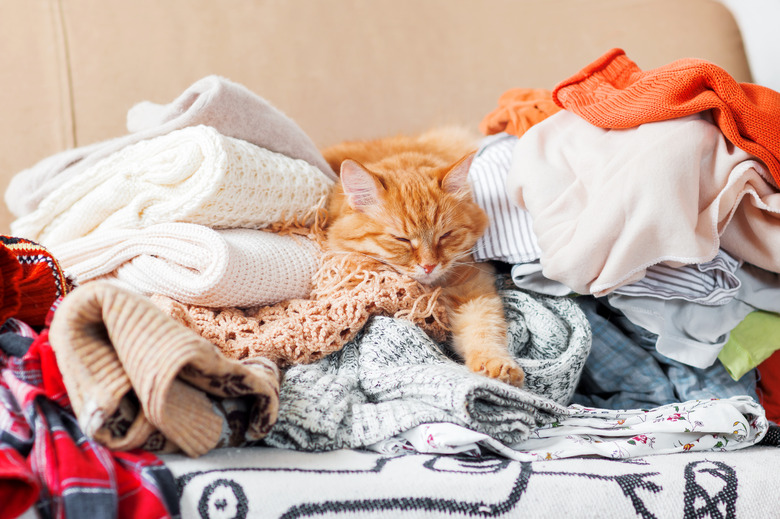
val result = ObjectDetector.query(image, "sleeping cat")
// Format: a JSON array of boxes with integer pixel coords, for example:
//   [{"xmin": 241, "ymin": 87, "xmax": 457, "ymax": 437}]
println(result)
[{"xmin": 321, "ymin": 127, "xmax": 524, "ymax": 387}]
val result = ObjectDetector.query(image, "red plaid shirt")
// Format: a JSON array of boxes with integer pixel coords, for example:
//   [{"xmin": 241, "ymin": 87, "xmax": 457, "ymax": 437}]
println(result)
[{"xmin": 0, "ymin": 314, "xmax": 179, "ymax": 519}]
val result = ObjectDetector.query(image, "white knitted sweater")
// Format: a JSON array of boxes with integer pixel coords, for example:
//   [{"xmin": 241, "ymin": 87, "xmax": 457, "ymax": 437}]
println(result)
[
  {"xmin": 11, "ymin": 125, "xmax": 333, "ymax": 247},
  {"xmin": 49, "ymin": 223, "xmax": 320, "ymax": 308}
]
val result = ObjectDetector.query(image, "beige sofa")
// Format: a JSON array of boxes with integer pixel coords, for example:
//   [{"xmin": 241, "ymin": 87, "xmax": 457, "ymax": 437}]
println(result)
[
  {"xmin": 3, "ymin": 1, "xmax": 779, "ymax": 518},
  {"xmin": 0, "ymin": 0, "xmax": 751, "ymax": 234}
]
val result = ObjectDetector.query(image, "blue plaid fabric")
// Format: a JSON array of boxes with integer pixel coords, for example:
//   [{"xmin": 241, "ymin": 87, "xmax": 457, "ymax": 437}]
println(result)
[{"xmin": 573, "ymin": 296, "xmax": 758, "ymax": 410}]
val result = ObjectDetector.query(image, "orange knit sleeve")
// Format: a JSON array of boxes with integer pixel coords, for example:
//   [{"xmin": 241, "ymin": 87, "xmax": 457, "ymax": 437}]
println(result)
[{"xmin": 479, "ymin": 88, "xmax": 561, "ymax": 137}]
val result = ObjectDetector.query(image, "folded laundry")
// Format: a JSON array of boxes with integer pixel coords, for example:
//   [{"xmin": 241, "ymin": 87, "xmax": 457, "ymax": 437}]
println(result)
[
  {"xmin": 49, "ymin": 222, "xmax": 320, "ymax": 308},
  {"xmin": 5, "ymin": 74, "xmax": 336, "ymax": 218},
  {"xmin": 471, "ymin": 133, "xmax": 744, "ymax": 306},
  {"xmin": 574, "ymin": 296, "xmax": 758, "ymax": 410},
  {"xmin": 0, "ymin": 320, "xmax": 179, "ymax": 518},
  {"xmin": 470, "ymin": 133, "xmax": 541, "ymax": 265},
  {"xmin": 11, "ymin": 125, "xmax": 333, "ymax": 247},
  {"xmin": 608, "ymin": 263, "xmax": 780, "ymax": 369},
  {"xmin": 264, "ymin": 288, "xmax": 589, "ymax": 451},
  {"xmin": 367, "ymin": 396, "xmax": 769, "ymax": 461}
]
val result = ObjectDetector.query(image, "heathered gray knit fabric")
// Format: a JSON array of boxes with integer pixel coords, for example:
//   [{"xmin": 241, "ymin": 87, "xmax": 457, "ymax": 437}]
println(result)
[
  {"xmin": 502, "ymin": 289, "xmax": 592, "ymax": 404},
  {"xmin": 264, "ymin": 290, "xmax": 591, "ymax": 451}
]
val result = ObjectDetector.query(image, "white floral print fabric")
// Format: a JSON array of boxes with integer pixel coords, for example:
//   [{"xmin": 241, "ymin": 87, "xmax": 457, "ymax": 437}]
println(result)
[{"xmin": 367, "ymin": 396, "xmax": 767, "ymax": 461}]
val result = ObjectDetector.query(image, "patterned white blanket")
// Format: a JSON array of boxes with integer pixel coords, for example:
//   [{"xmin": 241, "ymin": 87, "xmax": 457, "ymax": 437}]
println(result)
[{"xmin": 162, "ymin": 442, "xmax": 780, "ymax": 518}]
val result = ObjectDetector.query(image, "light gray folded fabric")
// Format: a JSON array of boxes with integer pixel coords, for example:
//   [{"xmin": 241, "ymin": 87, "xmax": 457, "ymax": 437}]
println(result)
[{"xmin": 265, "ymin": 289, "xmax": 591, "ymax": 451}]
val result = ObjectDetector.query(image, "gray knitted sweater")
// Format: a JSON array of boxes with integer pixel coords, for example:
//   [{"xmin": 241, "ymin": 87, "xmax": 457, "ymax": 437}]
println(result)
[{"xmin": 265, "ymin": 289, "xmax": 591, "ymax": 451}]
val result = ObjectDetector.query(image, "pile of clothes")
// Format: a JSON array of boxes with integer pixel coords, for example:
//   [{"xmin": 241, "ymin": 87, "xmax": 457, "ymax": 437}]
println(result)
[
  {"xmin": 2, "ymin": 48, "xmax": 780, "ymax": 519},
  {"xmin": 0, "ymin": 238, "xmax": 180, "ymax": 518},
  {"xmin": 474, "ymin": 47, "xmax": 780, "ymax": 421}
]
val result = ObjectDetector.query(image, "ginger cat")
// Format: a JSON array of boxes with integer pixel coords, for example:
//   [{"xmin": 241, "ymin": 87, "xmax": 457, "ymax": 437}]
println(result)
[{"xmin": 322, "ymin": 127, "xmax": 524, "ymax": 387}]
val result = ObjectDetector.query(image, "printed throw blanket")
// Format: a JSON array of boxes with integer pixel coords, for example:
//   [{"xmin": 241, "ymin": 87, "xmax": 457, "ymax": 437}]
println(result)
[{"xmin": 162, "ymin": 443, "xmax": 780, "ymax": 519}]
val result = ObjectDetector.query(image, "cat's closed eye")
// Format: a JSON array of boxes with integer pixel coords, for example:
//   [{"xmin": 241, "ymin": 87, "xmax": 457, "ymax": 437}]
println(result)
[
  {"xmin": 439, "ymin": 230, "xmax": 453, "ymax": 240},
  {"xmin": 392, "ymin": 235, "xmax": 411, "ymax": 243}
]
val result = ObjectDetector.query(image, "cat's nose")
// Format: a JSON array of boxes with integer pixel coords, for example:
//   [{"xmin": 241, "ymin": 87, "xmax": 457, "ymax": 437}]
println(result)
[{"xmin": 421, "ymin": 264, "xmax": 437, "ymax": 274}]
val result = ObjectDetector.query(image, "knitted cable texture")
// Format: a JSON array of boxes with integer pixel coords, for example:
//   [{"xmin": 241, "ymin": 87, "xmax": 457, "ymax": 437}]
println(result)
[
  {"xmin": 553, "ymin": 48, "xmax": 780, "ymax": 186},
  {"xmin": 264, "ymin": 314, "xmax": 578, "ymax": 452},
  {"xmin": 49, "ymin": 223, "xmax": 320, "ymax": 307},
  {"xmin": 501, "ymin": 289, "xmax": 592, "ymax": 405},
  {"xmin": 11, "ymin": 125, "xmax": 333, "ymax": 247},
  {"xmin": 153, "ymin": 252, "xmax": 449, "ymax": 367}
]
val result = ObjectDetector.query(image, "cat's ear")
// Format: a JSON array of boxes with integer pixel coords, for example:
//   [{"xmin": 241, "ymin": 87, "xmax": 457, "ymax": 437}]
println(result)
[
  {"xmin": 441, "ymin": 151, "xmax": 476, "ymax": 195},
  {"xmin": 340, "ymin": 159, "xmax": 384, "ymax": 211}
]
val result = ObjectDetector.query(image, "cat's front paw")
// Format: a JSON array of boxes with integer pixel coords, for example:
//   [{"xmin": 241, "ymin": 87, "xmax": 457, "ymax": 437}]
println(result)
[{"xmin": 466, "ymin": 354, "xmax": 525, "ymax": 387}]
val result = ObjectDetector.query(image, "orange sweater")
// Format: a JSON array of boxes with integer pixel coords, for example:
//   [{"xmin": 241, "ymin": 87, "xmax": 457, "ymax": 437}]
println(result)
[
  {"xmin": 553, "ymin": 48, "xmax": 780, "ymax": 186},
  {"xmin": 479, "ymin": 88, "xmax": 561, "ymax": 137}
]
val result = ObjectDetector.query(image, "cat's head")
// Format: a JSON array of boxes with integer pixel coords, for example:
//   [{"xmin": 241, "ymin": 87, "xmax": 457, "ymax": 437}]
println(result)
[{"xmin": 326, "ymin": 152, "xmax": 487, "ymax": 285}]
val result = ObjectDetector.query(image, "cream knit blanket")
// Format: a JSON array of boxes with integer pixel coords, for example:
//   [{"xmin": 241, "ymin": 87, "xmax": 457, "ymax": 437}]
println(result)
[
  {"xmin": 5, "ymin": 74, "xmax": 337, "ymax": 218},
  {"xmin": 49, "ymin": 223, "xmax": 320, "ymax": 307},
  {"xmin": 11, "ymin": 125, "xmax": 333, "ymax": 247}
]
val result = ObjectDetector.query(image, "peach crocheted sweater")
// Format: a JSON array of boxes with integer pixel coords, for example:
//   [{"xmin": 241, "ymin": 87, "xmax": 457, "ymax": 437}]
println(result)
[{"xmin": 153, "ymin": 249, "xmax": 449, "ymax": 367}]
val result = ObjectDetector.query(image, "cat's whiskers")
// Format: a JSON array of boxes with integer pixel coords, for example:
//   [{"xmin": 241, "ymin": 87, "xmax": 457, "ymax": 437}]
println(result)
[
  {"xmin": 449, "ymin": 250, "xmax": 497, "ymax": 275},
  {"xmin": 448, "ymin": 250, "xmax": 478, "ymax": 265},
  {"xmin": 325, "ymin": 249, "xmax": 400, "ymax": 272},
  {"xmin": 450, "ymin": 261, "xmax": 495, "ymax": 276},
  {"xmin": 469, "ymin": 241, "xmax": 489, "ymax": 255}
]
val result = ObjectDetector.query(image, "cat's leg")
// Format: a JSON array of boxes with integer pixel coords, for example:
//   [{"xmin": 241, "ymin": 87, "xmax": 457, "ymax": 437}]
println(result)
[{"xmin": 444, "ymin": 267, "xmax": 525, "ymax": 387}]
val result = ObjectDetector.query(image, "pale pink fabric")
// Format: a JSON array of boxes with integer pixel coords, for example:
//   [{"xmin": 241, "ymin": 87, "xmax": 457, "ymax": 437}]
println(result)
[{"xmin": 506, "ymin": 110, "xmax": 780, "ymax": 296}]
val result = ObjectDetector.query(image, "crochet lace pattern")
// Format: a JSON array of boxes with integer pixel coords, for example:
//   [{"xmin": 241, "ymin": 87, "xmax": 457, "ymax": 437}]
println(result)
[{"xmin": 153, "ymin": 251, "xmax": 450, "ymax": 367}]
